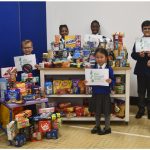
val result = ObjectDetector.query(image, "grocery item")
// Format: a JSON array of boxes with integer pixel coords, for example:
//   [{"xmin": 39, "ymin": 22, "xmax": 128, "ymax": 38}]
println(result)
[
  {"xmin": 45, "ymin": 82, "xmax": 53, "ymax": 95},
  {"xmin": 15, "ymin": 110, "xmax": 32, "ymax": 121}
]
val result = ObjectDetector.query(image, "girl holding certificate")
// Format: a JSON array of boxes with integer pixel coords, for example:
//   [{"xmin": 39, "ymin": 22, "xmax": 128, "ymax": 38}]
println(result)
[{"xmin": 86, "ymin": 48, "xmax": 115, "ymax": 135}]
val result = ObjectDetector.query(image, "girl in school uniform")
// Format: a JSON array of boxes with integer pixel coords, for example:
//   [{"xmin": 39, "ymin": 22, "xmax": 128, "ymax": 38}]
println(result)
[{"xmin": 87, "ymin": 48, "xmax": 115, "ymax": 135}]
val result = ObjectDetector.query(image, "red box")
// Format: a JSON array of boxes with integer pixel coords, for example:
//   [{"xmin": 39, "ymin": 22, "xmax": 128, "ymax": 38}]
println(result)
[{"xmin": 38, "ymin": 121, "xmax": 51, "ymax": 133}]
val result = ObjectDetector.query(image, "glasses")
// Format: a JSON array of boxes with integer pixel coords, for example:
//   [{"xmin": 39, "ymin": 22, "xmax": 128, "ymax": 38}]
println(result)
[
  {"xmin": 143, "ymin": 28, "xmax": 150, "ymax": 31},
  {"xmin": 23, "ymin": 47, "xmax": 33, "ymax": 49}
]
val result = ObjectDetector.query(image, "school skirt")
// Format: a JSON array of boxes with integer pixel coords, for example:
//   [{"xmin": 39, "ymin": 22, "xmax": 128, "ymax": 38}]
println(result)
[{"xmin": 89, "ymin": 94, "xmax": 111, "ymax": 115}]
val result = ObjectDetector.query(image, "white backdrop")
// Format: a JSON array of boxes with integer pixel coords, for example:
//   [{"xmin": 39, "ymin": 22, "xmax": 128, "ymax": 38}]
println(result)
[{"xmin": 46, "ymin": 1, "xmax": 150, "ymax": 96}]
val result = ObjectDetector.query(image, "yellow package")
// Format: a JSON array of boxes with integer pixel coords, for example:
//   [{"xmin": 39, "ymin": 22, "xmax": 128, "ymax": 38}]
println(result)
[
  {"xmin": 16, "ymin": 82, "xmax": 27, "ymax": 96},
  {"xmin": 53, "ymin": 80, "xmax": 62, "ymax": 94},
  {"xmin": 53, "ymin": 80, "xmax": 72, "ymax": 94},
  {"xmin": 65, "ymin": 35, "xmax": 81, "ymax": 49},
  {"xmin": 61, "ymin": 80, "xmax": 72, "ymax": 94}
]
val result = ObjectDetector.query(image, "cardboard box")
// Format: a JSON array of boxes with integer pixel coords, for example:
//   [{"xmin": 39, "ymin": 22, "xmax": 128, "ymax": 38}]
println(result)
[
  {"xmin": 15, "ymin": 110, "xmax": 32, "ymax": 121},
  {"xmin": 39, "ymin": 107, "xmax": 55, "ymax": 114},
  {"xmin": 17, "ymin": 118, "xmax": 30, "ymax": 129}
]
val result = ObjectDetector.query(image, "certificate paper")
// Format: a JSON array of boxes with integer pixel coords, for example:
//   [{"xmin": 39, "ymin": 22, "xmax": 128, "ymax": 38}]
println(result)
[
  {"xmin": 135, "ymin": 37, "xmax": 150, "ymax": 52},
  {"xmin": 85, "ymin": 69, "xmax": 109, "ymax": 86},
  {"xmin": 14, "ymin": 54, "xmax": 36, "ymax": 71}
]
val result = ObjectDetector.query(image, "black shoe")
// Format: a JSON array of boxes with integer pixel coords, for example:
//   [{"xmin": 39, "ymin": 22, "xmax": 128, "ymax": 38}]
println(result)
[
  {"xmin": 91, "ymin": 126, "xmax": 101, "ymax": 134},
  {"xmin": 135, "ymin": 111, "xmax": 144, "ymax": 119},
  {"xmin": 98, "ymin": 127, "xmax": 111, "ymax": 135}
]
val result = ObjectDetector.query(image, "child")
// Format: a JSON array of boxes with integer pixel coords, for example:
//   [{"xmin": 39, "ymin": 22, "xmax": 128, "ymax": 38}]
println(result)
[
  {"xmin": 59, "ymin": 24, "xmax": 69, "ymax": 43},
  {"xmin": 90, "ymin": 20, "xmax": 111, "ymax": 44},
  {"xmin": 22, "ymin": 40, "xmax": 39, "ymax": 67},
  {"xmin": 19, "ymin": 40, "xmax": 40, "ymax": 115},
  {"xmin": 131, "ymin": 20, "xmax": 150, "ymax": 119},
  {"xmin": 87, "ymin": 48, "xmax": 115, "ymax": 135},
  {"xmin": 91, "ymin": 20, "xmax": 101, "ymax": 35}
]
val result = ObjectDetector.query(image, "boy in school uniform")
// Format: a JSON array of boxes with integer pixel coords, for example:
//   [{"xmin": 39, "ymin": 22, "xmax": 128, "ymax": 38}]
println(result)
[
  {"xmin": 18, "ymin": 40, "xmax": 40, "ymax": 115},
  {"xmin": 131, "ymin": 20, "xmax": 150, "ymax": 119}
]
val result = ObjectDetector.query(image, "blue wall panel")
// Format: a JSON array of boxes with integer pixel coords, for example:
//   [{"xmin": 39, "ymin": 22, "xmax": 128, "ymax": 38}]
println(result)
[
  {"xmin": 0, "ymin": 2, "xmax": 21, "ymax": 67},
  {"xmin": 0, "ymin": 2, "xmax": 47, "ymax": 68},
  {"xmin": 19, "ymin": 2, "xmax": 47, "ymax": 63}
]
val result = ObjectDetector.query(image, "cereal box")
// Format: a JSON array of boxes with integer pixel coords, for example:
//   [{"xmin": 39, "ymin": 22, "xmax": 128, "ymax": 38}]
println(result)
[{"xmin": 65, "ymin": 35, "xmax": 81, "ymax": 49}]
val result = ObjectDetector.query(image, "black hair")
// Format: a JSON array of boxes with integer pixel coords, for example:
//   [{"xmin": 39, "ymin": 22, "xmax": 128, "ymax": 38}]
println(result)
[
  {"xmin": 141, "ymin": 20, "xmax": 150, "ymax": 30},
  {"xmin": 59, "ymin": 24, "xmax": 68, "ymax": 32},
  {"xmin": 91, "ymin": 20, "xmax": 100, "ymax": 28},
  {"xmin": 94, "ymin": 48, "xmax": 109, "ymax": 66},
  {"xmin": 94, "ymin": 48, "xmax": 108, "ymax": 57}
]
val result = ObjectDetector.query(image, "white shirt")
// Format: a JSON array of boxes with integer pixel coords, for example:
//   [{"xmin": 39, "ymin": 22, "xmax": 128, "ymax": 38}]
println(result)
[{"xmin": 97, "ymin": 63, "xmax": 107, "ymax": 69}]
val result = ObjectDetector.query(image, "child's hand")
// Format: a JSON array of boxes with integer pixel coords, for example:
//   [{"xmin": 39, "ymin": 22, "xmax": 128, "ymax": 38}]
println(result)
[
  {"xmin": 35, "ymin": 64, "xmax": 40, "ymax": 69},
  {"xmin": 139, "ymin": 51, "xmax": 145, "ymax": 57},
  {"xmin": 106, "ymin": 79, "xmax": 112, "ymax": 84},
  {"xmin": 84, "ymin": 80, "xmax": 88, "ymax": 85},
  {"xmin": 147, "ymin": 60, "xmax": 150, "ymax": 67}
]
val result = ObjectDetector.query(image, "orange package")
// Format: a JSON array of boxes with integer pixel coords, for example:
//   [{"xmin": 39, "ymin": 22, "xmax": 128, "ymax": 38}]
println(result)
[{"xmin": 15, "ymin": 110, "xmax": 32, "ymax": 121}]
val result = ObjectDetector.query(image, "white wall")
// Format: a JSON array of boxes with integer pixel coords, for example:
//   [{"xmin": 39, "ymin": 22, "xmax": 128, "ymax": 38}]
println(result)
[{"xmin": 46, "ymin": 1, "xmax": 150, "ymax": 96}]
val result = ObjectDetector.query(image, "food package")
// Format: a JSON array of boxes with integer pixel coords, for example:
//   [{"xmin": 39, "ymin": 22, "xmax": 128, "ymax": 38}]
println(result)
[
  {"xmin": 7, "ymin": 121, "xmax": 18, "ymax": 141},
  {"xmin": 0, "ymin": 78, "xmax": 7, "ymax": 99},
  {"xmin": 74, "ymin": 106, "xmax": 84, "ymax": 117},
  {"xmin": 45, "ymin": 82, "xmax": 53, "ymax": 95},
  {"xmin": 5, "ymin": 89, "xmax": 20, "ymax": 102},
  {"xmin": 16, "ymin": 82, "xmax": 27, "ymax": 96},
  {"xmin": 61, "ymin": 80, "xmax": 72, "ymax": 94},
  {"xmin": 64, "ymin": 107, "xmax": 74, "ymax": 113},
  {"xmin": 53, "ymin": 80, "xmax": 72, "ymax": 94},
  {"xmin": 72, "ymin": 79, "xmax": 80, "ymax": 94},
  {"xmin": 55, "ymin": 35, "xmax": 61, "ymax": 44},
  {"xmin": 78, "ymin": 80, "xmax": 86, "ymax": 94},
  {"xmin": 61, "ymin": 61, "xmax": 70, "ymax": 68},
  {"xmin": 112, "ymin": 99, "xmax": 125, "ymax": 118},
  {"xmin": 59, "ymin": 102, "xmax": 71, "ymax": 109},
  {"xmin": 38, "ymin": 120, "xmax": 51, "ymax": 133},
  {"xmin": 32, "ymin": 85, "xmax": 41, "ymax": 98},
  {"xmin": 15, "ymin": 110, "xmax": 32, "ymax": 121},
  {"xmin": 65, "ymin": 35, "xmax": 81, "ymax": 49},
  {"xmin": 17, "ymin": 118, "xmax": 30, "ymax": 129},
  {"xmin": 83, "ymin": 107, "xmax": 91, "ymax": 117},
  {"xmin": 39, "ymin": 107, "xmax": 55, "ymax": 114},
  {"xmin": 53, "ymin": 80, "xmax": 61, "ymax": 94},
  {"xmin": 52, "ymin": 118, "xmax": 62, "ymax": 129}
]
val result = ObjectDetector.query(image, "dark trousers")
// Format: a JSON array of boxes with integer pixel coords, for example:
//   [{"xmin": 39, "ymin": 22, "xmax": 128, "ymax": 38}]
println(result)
[{"xmin": 137, "ymin": 75, "xmax": 150, "ymax": 112}]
